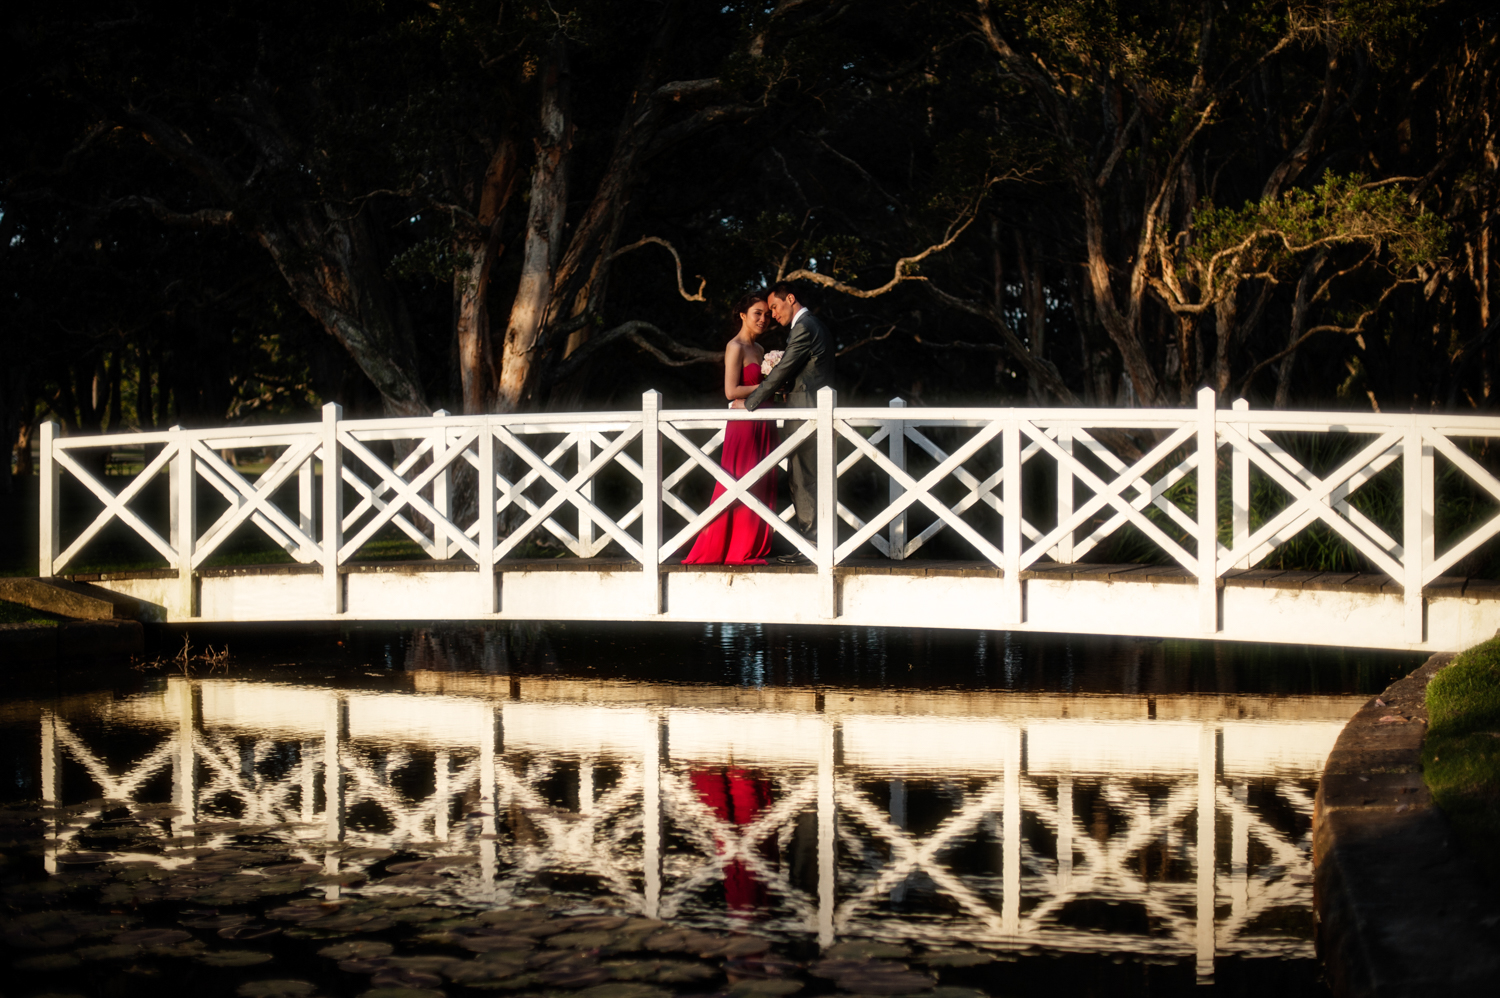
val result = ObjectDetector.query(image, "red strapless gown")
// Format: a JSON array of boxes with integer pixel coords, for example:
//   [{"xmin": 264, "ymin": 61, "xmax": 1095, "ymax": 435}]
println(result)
[{"xmin": 682, "ymin": 364, "xmax": 778, "ymax": 565}]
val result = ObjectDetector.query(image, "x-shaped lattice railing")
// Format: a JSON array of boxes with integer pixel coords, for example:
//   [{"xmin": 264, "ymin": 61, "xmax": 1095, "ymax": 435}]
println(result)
[
  {"xmin": 659, "ymin": 418, "xmax": 817, "ymax": 561},
  {"xmin": 486, "ymin": 425, "xmax": 645, "ymax": 561},
  {"xmin": 656, "ymin": 768, "xmax": 820, "ymax": 923},
  {"xmin": 340, "ymin": 428, "xmax": 483, "ymax": 562},
  {"xmin": 49, "ymin": 442, "xmax": 181, "ymax": 572}
]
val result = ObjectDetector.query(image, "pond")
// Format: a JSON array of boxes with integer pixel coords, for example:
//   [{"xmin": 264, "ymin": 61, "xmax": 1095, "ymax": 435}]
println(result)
[{"xmin": 0, "ymin": 624, "xmax": 1416, "ymax": 997}]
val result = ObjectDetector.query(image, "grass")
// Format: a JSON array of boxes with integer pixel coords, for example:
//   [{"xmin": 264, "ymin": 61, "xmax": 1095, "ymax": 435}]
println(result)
[
  {"xmin": 1424, "ymin": 636, "xmax": 1500, "ymax": 888},
  {"xmin": 0, "ymin": 599, "xmax": 61, "ymax": 627}
]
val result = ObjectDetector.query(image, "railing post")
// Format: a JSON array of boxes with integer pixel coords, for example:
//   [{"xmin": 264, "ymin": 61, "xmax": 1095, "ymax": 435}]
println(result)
[
  {"xmin": 321, "ymin": 402, "xmax": 344, "ymax": 616},
  {"xmin": 171, "ymin": 426, "xmax": 196, "ymax": 620},
  {"xmin": 1402, "ymin": 426, "xmax": 1427, "ymax": 643},
  {"xmin": 478, "ymin": 416, "xmax": 496, "ymax": 613},
  {"xmin": 431, "ymin": 410, "xmax": 451, "ymax": 561},
  {"xmin": 1054, "ymin": 426, "xmax": 1073, "ymax": 564},
  {"xmin": 887, "ymin": 397, "xmax": 907, "ymax": 560},
  {"xmin": 578, "ymin": 432, "xmax": 596, "ymax": 557},
  {"xmin": 1231, "ymin": 398, "xmax": 1250, "ymax": 566},
  {"xmin": 817, "ymin": 387, "xmax": 837, "ymax": 619},
  {"xmin": 642, "ymin": 391, "xmax": 663, "ymax": 615},
  {"xmin": 1002, "ymin": 414, "xmax": 1023, "ymax": 624},
  {"xmin": 39, "ymin": 421, "xmax": 59, "ymax": 577},
  {"xmin": 1196, "ymin": 388, "xmax": 1218, "ymax": 634}
]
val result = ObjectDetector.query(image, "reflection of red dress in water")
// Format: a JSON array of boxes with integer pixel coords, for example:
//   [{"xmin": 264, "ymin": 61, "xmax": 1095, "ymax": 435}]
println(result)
[
  {"xmin": 691, "ymin": 768, "xmax": 774, "ymax": 911},
  {"xmin": 682, "ymin": 365, "xmax": 778, "ymax": 565}
]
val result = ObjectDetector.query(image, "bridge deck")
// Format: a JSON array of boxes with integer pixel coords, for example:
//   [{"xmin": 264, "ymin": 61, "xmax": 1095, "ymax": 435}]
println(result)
[
  {"xmin": 62, "ymin": 556, "xmax": 1500, "ymax": 596},
  {"xmin": 65, "ymin": 557, "xmax": 1500, "ymax": 652}
]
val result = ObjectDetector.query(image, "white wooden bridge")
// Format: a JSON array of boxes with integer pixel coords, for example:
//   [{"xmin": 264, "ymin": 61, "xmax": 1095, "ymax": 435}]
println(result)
[
  {"xmin": 38, "ymin": 388, "xmax": 1500, "ymax": 651},
  {"xmin": 32, "ymin": 673, "xmax": 1361, "ymax": 981}
]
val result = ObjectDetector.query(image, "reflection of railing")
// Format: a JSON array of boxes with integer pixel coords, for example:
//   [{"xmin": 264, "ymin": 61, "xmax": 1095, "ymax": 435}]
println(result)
[
  {"xmin": 37, "ymin": 678, "xmax": 1354, "ymax": 982},
  {"xmin": 39, "ymin": 388, "xmax": 1500, "ymax": 637}
]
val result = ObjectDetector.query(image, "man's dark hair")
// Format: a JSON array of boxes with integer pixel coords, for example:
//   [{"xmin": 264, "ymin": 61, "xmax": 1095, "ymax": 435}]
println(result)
[{"xmin": 768, "ymin": 280, "xmax": 813, "ymax": 307}]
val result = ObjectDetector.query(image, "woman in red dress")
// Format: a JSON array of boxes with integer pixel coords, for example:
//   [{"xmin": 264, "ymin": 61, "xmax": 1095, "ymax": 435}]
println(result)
[{"xmin": 682, "ymin": 291, "xmax": 779, "ymax": 565}]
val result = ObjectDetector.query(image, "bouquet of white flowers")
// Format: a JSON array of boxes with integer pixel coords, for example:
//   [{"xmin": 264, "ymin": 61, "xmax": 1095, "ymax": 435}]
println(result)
[{"xmin": 760, "ymin": 350, "xmax": 784, "ymax": 377}]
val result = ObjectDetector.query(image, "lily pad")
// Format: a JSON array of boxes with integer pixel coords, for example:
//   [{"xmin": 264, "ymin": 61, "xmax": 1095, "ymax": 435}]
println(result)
[
  {"xmin": 826, "ymin": 943, "xmax": 912, "ymax": 960},
  {"xmin": 320, "ymin": 940, "xmax": 395, "ymax": 960},
  {"xmin": 198, "ymin": 951, "xmax": 276, "ymax": 968},
  {"xmin": 918, "ymin": 952, "xmax": 995, "ymax": 969},
  {"xmin": 378, "ymin": 968, "xmax": 447, "ymax": 988},
  {"xmin": 374, "ymin": 895, "xmax": 427, "ymax": 909},
  {"xmin": 387, "ymin": 907, "xmax": 456, "ymax": 925},
  {"xmin": 359, "ymin": 989, "xmax": 445, "ymax": 998},
  {"xmin": 537, "ymin": 968, "xmax": 615, "ymax": 987},
  {"xmin": 447, "ymin": 962, "xmax": 527, "ymax": 984},
  {"xmin": 386, "ymin": 955, "xmax": 464, "ymax": 974},
  {"xmin": 725, "ymin": 982, "xmax": 803, "ymax": 998},
  {"xmin": 267, "ymin": 906, "xmax": 337, "ymax": 922},
  {"xmin": 339, "ymin": 958, "xmax": 393, "ymax": 974},
  {"xmin": 183, "ymin": 914, "xmax": 251, "ymax": 929},
  {"xmin": 113, "ymin": 928, "xmax": 191, "ymax": 946},
  {"xmin": 549, "ymin": 931, "xmax": 619, "ymax": 950},
  {"xmin": 220, "ymin": 924, "xmax": 283, "ymax": 941},
  {"xmin": 236, "ymin": 980, "xmax": 319, "ymax": 998},
  {"xmin": 573, "ymin": 984, "xmax": 672, "ymax": 998},
  {"xmin": 144, "ymin": 939, "xmax": 209, "ymax": 958},
  {"xmin": 833, "ymin": 971, "xmax": 935, "ymax": 996}
]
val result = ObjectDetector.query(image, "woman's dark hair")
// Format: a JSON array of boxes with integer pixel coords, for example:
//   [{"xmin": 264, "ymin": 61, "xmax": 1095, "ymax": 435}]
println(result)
[{"xmin": 729, "ymin": 289, "xmax": 768, "ymax": 337}]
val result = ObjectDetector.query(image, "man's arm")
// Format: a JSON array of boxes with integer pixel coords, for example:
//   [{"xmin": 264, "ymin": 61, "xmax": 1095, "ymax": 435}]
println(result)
[{"xmin": 744, "ymin": 322, "xmax": 812, "ymax": 411}]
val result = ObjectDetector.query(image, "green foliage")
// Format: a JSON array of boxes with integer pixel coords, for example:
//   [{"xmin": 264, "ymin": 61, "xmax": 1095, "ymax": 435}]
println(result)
[
  {"xmin": 1189, "ymin": 174, "xmax": 1449, "ymax": 286},
  {"xmin": 1424, "ymin": 636, "xmax": 1500, "ymax": 886}
]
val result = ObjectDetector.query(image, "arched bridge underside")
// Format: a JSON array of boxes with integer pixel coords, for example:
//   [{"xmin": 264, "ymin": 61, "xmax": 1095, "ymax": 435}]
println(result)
[{"xmin": 40, "ymin": 389, "xmax": 1500, "ymax": 651}]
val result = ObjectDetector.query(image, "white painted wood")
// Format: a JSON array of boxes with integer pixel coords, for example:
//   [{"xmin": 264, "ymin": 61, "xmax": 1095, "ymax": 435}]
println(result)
[
  {"xmin": 817, "ymin": 387, "xmax": 837, "ymax": 619},
  {"xmin": 1231, "ymin": 398, "xmax": 1249, "ymax": 565},
  {"xmin": 321, "ymin": 402, "xmax": 344, "ymax": 614},
  {"xmin": 641, "ymin": 391, "xmax": 662, "ymax": 615},
  {"xmin": 1403, "ymin": 428, "xmax": 1425, "ymax": 642},
  {"xmin": 173, "ymin": 429, "xmax": 197, "ymax": 618},
  {"xmin": 1002, "ymin": 418, "xmax": 1022, "ymax": 624},
  {"xmin": 1196, "ymin": 723, "xmax": 1216, "ymax": 984},
  {"xmin": 478, "ymin": 418, "xmax": 497, "ymax": 614},
  {"xmin": 39, "ymin": 421, "xmax": 59, "ymax": 577},
  {"xmin": 887, "ymin": 398, "xmax": 907, "ymax": 560},
  {"xmin": 431, "ymin": 410, "xmax": 452, "ymax": 561},
  {"xmin": 299, "ymin": 460, "xmax": 315, "ymax": 541},
  {"xmin": 816, "ymin": 717, "xmax": 836, "ymax": 948},
  {"xmin": 1197, "ymin": 388, "xmax": 1219, "ymax": 633},
  {"xmin": 1054, "ymin": 426, "xmax": 1073, "ymax": 564}
]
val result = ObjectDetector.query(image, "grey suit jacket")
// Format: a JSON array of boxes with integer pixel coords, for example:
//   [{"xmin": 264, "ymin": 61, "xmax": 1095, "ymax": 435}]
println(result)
[{"xmin": 744, "ymin": 310, "xmax": 835, "ymax": 410}]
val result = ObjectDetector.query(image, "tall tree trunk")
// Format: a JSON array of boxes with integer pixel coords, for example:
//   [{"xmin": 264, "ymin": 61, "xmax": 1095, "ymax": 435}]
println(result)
[
  {"xmin": 454, "ymin": 136, "xmax": 522, "ymax": 415},
  {"xmin": 257, "ymin": 206, "xmax": 429, "ymax": 417},
  {"xmin": 496, "ymin": 38, "xmax": 572, "ymax": 414}
]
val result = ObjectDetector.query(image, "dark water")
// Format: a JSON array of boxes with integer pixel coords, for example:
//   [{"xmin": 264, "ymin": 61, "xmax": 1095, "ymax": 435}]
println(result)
[{"xmin": 0, "ymin": 624, "xmax": 1417, "ymax": 997}]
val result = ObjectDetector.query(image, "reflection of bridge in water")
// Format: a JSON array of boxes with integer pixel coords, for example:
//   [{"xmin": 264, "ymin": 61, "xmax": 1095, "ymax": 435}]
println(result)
[{"xmin": 37, "ymin": 675, "xmax": 1364, "ymax": 982}]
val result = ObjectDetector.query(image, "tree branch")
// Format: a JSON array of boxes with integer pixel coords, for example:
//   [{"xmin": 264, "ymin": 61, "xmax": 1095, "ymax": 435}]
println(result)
[
  {"xmin": 110, "ymin": 196, "xmax": 236, "ymax": 228},
  {"xmin": 608, "ymin": 236, "xmax": 707, "ymax": 300}
]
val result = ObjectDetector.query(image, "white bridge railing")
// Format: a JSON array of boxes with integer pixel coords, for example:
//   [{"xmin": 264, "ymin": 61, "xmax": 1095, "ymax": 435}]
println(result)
[{"xmin": 40, "ymin": 387, "xmax": 1500, "ymax": 639}]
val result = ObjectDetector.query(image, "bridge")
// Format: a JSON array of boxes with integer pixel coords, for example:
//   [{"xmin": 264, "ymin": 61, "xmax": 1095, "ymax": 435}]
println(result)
[
  {"xmin": 30, "ymin": 673, "xmax": 1361, "ymax": 982},
  {"xmin": 37, "ymin": 387, "xmax": 1500, "ymax": 651}
]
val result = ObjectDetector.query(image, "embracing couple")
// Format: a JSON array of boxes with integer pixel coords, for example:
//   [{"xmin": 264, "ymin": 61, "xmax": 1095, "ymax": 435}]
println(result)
[{"xmin": 682, "ymin": 282, "xmax": 834, "ymax": 566}]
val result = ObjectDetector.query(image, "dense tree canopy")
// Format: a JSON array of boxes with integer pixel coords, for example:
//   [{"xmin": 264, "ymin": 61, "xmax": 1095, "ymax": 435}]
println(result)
[{"xmin": 4, "ymin": 0, "xmax": 1497, "ymax": 486}]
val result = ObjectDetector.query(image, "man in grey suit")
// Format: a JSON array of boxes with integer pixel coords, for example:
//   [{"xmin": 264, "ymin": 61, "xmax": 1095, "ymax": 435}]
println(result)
[{"xmin": 730, "ymin": 282, "xmax": 834, "ymax": 562}]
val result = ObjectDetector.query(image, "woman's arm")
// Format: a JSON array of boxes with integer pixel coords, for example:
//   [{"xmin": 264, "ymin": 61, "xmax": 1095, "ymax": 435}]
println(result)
[{"xmin": 722, "ymin": 341, "xmax": 757, "ymax": 400}]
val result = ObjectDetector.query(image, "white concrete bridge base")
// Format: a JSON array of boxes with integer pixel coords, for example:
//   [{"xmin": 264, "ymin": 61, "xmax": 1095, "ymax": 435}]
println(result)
[{"xmin": 71, "ymin": 557, "xmax": 1500, "ymax": 652}]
